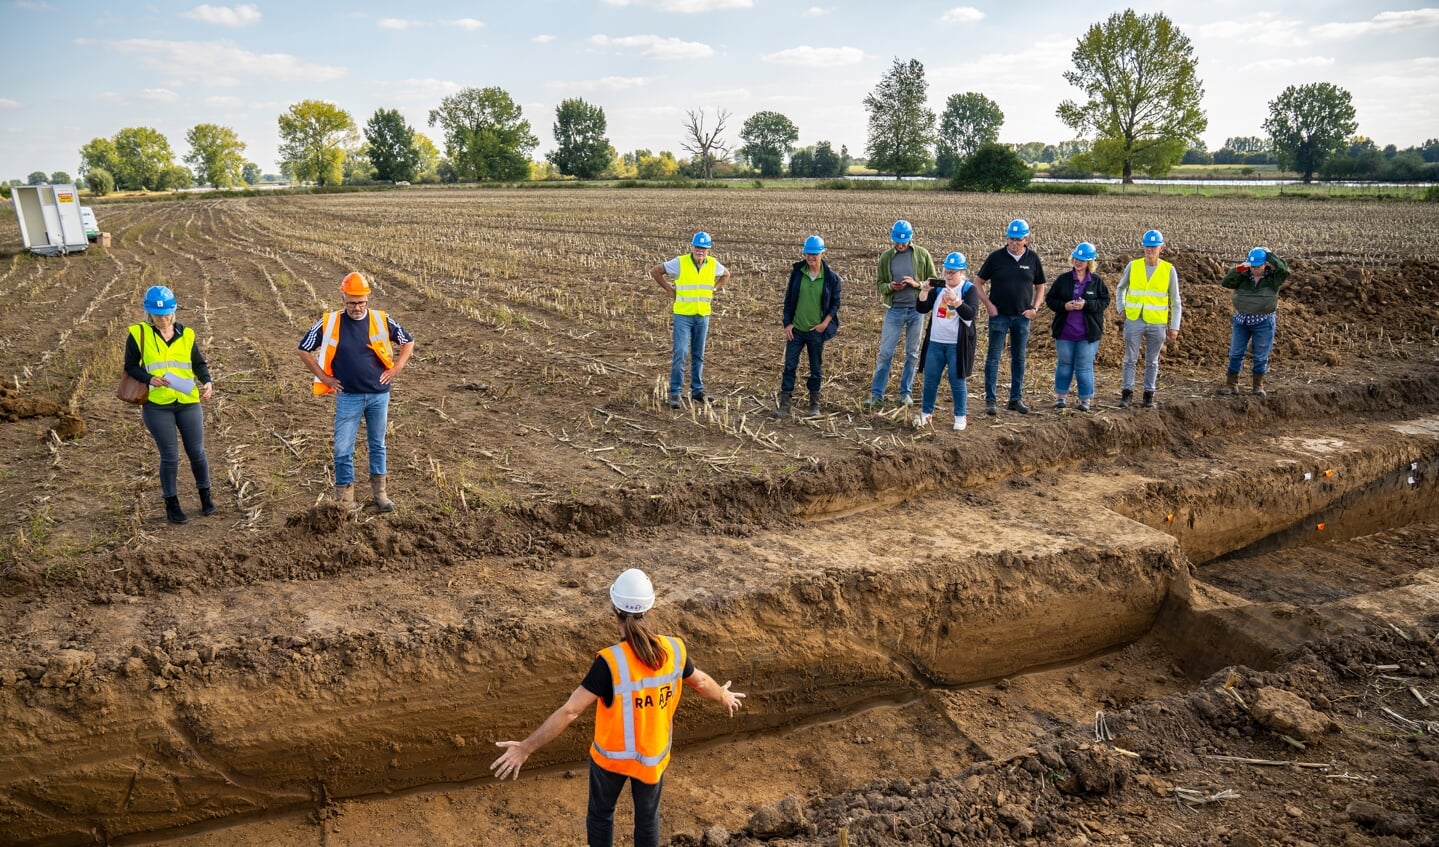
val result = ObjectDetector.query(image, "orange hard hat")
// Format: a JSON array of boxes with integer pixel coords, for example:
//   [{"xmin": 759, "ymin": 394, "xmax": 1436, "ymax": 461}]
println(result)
[{"xmin": 340, "ymin": 272, "xmax": 371, "ymax": 296}]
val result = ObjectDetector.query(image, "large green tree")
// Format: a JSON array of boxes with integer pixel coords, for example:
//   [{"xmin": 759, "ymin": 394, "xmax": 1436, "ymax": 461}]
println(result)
[
  {"xmin": 241, "ymin": 162, "xmax": 261, "ymax": 185},
  {"xmin": 863, "ymin": 58, "xmax": 935, "ymax": 178},
  {"xmin": 548, "ymin": 98, "xmax": 614, "ymax": 179},
  {"xmin": 949, "ymin": 143, "xmax": 1033, "ymax": 192},
  {"xmin": 364, "ymin": 108, "xmax": 421, "ymax": 183},
  {"xmin": 738, "ymin": 110, "xmax": 799, "ymax": 178},
  {"xmin": 414, "ymin": 133, "xmax": 441, "ymax": 183},
  {"xmin": 936, "ymin": 92, "xmax": 1003, "ymax": 177},
  {"xmin": 79, "ymin": 137, "xmax": 121, "ymax": 182},
  {"xmin": 1264, "ymin": 82, "xmax": 1357, "ymax": 183},
  {"xmin": 428, "ymin": 87, "xmax": 537, "ymax": 182},
  {"xmin": 184, "ymin": 123, "xmax": 247, "ymax": 188},
  {"xmin": 277, "ymin": 100, "xmax": 356, "ymax": 186},
  {"xmin": 110, "ymin": 127, "xmax": 176, "ymax": 190},
  {"xmin": 1057, "ymin": 9, "xmax": 1207, "ymax": 183}
]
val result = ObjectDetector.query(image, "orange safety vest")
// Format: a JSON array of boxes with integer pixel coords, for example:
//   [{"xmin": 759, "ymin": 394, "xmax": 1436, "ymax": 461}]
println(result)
[
  {"xmin": 311, "ymin": 309, "xmax": 396, "ymax": 395},
  {"xmin": 590, "ymin": 635, "xmax": 686, "ymax": 783}
]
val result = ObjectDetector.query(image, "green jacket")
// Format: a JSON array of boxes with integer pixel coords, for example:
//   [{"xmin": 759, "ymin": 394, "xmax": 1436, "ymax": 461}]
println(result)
[
  {"xmin": 1220, "ymin": 252, "xmax": 1291, "ymax": 316},
  {"xmin": 875, "ymin": 245, "xmax": 937, "ymax": 308}
]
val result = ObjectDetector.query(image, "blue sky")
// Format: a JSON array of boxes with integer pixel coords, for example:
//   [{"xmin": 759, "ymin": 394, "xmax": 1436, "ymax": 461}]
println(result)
[{"xmin": 1, "ymin": 0, "xmax": 1437, "ymax": 179}]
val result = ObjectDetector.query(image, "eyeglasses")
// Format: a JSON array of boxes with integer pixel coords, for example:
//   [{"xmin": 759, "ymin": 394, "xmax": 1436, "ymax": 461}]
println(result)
[{"xmin": 345, "ymin": 299, "xmax": 368, "ymax": 307}]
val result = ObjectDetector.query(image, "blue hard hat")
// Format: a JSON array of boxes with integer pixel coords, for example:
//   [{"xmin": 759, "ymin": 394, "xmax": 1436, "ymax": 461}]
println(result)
[
  {"xmin": 890, "ymin": 220, "xmax": 913, "ymax": 244},
  {"xmin": 691, "ymin": 231, "xmax": 713, "ymax": 249},
  {"xmin": 1005, "ymin": 219, "xmax": 1031, "ymax": 239},
  {"xmin": 943, "ymin": 251, "xmax": 967, "ymax": 271},
  {"xmin": 803, "ymin": 235, "xmax": 826, "ymax": 254},
  {"xmin": 1071, "ymin": 242, "xmax": 1098, "ymax": 262},
  {"xmin": 143, "ymin": 285, "xmax": 177, "ymax": 316},
  {"xmin": 1247, "ymin": 247, "xmax": 1269, "ymax": 267},
  {"xmin": 1142, "ymin": 229, "xmax": 1164, "ymax": 248}
]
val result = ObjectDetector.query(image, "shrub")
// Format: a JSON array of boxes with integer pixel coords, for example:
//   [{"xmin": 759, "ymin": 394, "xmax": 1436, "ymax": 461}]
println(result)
[
  {"xmin": 948, "ymin": 143, "xmax": 1033, "ymax": 192},
  {"xmin": 1424, "ymin": 185, "xmax": 1439, "ymax": 203},
  {"xmin": 86, "ymin": 168, "xmax": 114, "ymax": 196}
]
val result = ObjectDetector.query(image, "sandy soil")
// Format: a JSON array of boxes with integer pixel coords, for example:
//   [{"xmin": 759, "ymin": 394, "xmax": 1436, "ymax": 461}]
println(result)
[{"xmin": 0, "ymin": 188, "xmax": 1436, "ymax": 846}]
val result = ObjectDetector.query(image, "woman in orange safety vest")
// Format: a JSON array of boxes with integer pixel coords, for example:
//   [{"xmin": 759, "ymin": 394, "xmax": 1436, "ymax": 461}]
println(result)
[{"xmin": 491, "ymin": 568, "xmax": 745, "ymax": 847}]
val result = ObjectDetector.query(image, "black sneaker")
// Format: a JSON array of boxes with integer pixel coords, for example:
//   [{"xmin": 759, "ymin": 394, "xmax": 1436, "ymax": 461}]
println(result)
[
  {"xmin": 1077, "ymin": 399, "xmax": 1091, "ymax": 412},
  {"xmin": 1118, "ymin": 389, "xmax": 1133, "ymax": 409},
  {"xmin": 1142, "ymin": 391, "xmax": 1156, "ymax": 409},
  {"xmin": 691, "ymin": 392, "xmax": 712, "ymax": 405},
  {"xmin": 1054, "ymin": 398, "xmax": 1067, "ymax": 410},
  {"xmin": 985, "ymin": 402, "xmax": 998, "ymax": 416},
  {"xmin": 1007, "ymin": 398, "xmax": 1030, "ymax": 414},
  {"xmin": 668, "ymin": 395, "xmax": 681, "ymax": 409}
]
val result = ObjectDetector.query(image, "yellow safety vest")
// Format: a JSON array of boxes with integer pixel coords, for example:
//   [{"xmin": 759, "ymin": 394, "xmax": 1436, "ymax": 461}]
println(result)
[
  {"xmin": 590, "ymin": 636, "xmax": 686, "ymax": 784},
  {"xmin": 673, "ymin": 254, "xmax": 717, "ymax": 317},
  {"xmin": 1123, "ymin": 259, "xmax": 1173, "ymax": 325},
  {"xmin": 311, "ymin": 309, "xmax": 396, "ymax": 395},
  {"xmin": 129, "ymin": 323, "xmax": 199, "ymax": 404}
]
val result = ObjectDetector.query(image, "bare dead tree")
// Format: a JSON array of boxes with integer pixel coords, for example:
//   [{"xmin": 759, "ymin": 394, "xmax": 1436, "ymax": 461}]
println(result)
[{"xmin": 680, "ymin": 108, "xmax": 731, "ymax": 180}]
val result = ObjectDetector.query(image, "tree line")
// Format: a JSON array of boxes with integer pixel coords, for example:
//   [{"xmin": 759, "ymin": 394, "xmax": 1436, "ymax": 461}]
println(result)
[{"xmin": 9, "ymin": 7, "xmax": 1436, "ymax": 196}]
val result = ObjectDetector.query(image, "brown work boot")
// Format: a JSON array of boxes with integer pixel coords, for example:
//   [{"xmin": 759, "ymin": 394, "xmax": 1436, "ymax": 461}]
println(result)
[
  {"xmin": 1251, "ymin": 374, "xmax": 1267, "ymax": 397},
  {"xmin": 1218, "ymin": 372, "xmax": 1239, "ymax": 396},
  {"xmin": 371, "ymin": 475, "xmax": 396, "ymax": 512},
  {"xmin": 335, "ymin": 483, "xmax": 355, "ymax": 509}
]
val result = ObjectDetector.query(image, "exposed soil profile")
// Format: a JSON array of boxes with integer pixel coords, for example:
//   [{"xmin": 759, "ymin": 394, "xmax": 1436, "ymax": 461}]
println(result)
[{"xmin": 0, "ymin": 189, "xmax": 1436, "ymax": 846}]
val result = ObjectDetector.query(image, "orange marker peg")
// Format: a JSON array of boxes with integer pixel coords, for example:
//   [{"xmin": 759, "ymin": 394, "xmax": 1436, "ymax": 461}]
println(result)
[
  {"xmin": 1316, "ymin": 522, "xmax": 1326, "ymax": 531},
  {"xmin": 1323, "ymin": 469, "xmax": 1334, "ymax": 478},
  {"xmin": 1166, "ymin": 513, "xmax": 1175, "ymax": 523}
]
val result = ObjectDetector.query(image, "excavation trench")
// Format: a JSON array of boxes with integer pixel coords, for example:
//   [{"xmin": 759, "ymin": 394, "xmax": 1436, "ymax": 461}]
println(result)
[{"xmin": 3, "ymin": 418, "xmax": 1438, "ymax": 846}]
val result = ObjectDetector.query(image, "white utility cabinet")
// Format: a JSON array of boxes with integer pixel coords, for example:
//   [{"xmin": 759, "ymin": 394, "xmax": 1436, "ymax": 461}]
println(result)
[{"xmin": 11, "ymin": 183, "xmax": 89, "ymax": 256}]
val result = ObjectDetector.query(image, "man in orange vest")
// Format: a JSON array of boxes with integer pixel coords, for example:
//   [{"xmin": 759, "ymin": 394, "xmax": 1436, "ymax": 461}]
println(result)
[
  {"xmin": 297, "ymin": 272, "xmax": 415, "ymax": 510},
  {"xmin": 491, "ymin": 568, "xmax": 745, "ymax": 847}
]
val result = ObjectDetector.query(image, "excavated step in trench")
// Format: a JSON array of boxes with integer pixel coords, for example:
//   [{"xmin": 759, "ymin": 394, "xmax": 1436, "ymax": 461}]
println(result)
[{"xmin": 2, "ymin": 417, "xmax": 1437, "ymax": 846}]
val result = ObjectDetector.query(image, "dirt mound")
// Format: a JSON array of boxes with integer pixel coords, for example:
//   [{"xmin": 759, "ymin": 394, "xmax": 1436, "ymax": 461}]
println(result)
[{"xmin": 715, "ymin": 621, "xmax": 1439, "ymax": 847}]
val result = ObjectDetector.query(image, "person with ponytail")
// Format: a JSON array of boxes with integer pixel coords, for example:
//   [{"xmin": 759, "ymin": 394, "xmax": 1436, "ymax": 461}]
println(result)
[{"xmin": 491, "ymin": 568, "xmax": 745, "ymax": 847}]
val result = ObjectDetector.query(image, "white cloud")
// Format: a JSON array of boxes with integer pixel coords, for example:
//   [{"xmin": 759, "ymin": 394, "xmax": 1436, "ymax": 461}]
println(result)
[
  {"xmin": 548, "ymin": 76, "xmax": 649, "ymax": 92},
  {"xmin": 105, "ymin": 39, "xmax": 347, "ymax": 86},
  {"xmin": 940, "ymin": 7, "xmax": 984, "ymax": 24},
  {"xmin": 447, "ymin": 18, "xmax": 485, "ymax": 31},
  {"xmin": 393, "ymin": 78, "xmax": 463, "ymax": 100},
  {"xmin": 1191, "ymin": 14, "xmax": 1306, "ymax": 45},
  {"xmin": 1242, "ymin": 56, "xmax": 1334, "ymax": 73},
  {"xmin": 378, "ymin": 18, "xmax": 419, "ymax": 30},
  {"xmin": 203, "ymin": 95, "xmax": 246, "ymax": 108},
  {"xmin": 1311, "ymin": 8, "xmax": 1439, "ymax": 39},
  {"xmin": 589, "ymin": 34, "xmax": 715, "ymax": 59},
  {"xmin": 601, "ymin": 0, "xmax": 751, "ymax": 11},
  {"xmin": 804, "ymin": 6, "xmax": 830, "ymax": 15},
  {"xmin": 14, "ymin": 0, "xmax": 53, "ymax": 9},
  {"xmin": 0, "ymin": 98, "xmax": 19, "ymax": 108},
  {"xmin": 183, "ymin": 4, "xmax": 261, "ymax": 27},
  {"xmin": 533, "ymin": 34, "xmax": 556, "ymax": 43},
  {"xmin": 139, "ymin": 88, "xmax": 181, "ymax": 102},
  {"xmin": 761, "ymin": 46, "xmax": 863, "ymax": 67}
]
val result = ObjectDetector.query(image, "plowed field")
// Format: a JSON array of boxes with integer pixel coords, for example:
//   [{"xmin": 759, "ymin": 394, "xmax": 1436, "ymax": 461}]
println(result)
[{"xmin": 1, "ymin": 188, "xmax": 1436, "ymax": 847}]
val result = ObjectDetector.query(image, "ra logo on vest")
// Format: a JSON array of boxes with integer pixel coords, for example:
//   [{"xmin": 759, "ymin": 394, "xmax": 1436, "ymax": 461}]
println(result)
[{"xmin": 636, "ymin": 683, "xmax": 675, "ymax": 710}]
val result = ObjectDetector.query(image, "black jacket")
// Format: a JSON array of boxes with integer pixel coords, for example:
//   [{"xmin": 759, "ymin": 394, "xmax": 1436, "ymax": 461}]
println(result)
[
  {"xmin": 782, "ymin": 260, "xmax": 842, "ymax": 340},
  {"xmin": 916, "ymin": 280, "xmax": 979, "ymax": 377},
  {"xmin": 1045, "ymin": 271, "xmax": 1111, "ymax": 343}
]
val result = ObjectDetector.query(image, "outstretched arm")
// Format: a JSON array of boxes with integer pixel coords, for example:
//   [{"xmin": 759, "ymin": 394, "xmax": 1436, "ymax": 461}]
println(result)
[
  {"xmin": 490, "ymin": 685, "xmax": 599, "ymax": 780},
  {"xmin": 685, "ymin": 669, "xmax": 746, "ymax": 717}
]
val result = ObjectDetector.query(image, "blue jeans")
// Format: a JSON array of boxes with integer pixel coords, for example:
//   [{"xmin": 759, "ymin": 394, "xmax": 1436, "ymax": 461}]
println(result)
[
  {"xmin": 921, "ymin": 342, "xmax": 968, "ymax": 416},
  {"xmin": 588, "ymin": 759, "xmax": 663, "ymax": 847},
  {"xmin": 333, "ymin": 391, "xmax": 389, "ymax": 485},
  {"xmin": 781, "ymin": 329, "xmax": 825, "ymax": 393},
  {"xmin": 1054, "ymin": 338, "xmax": 1100, "ymax": 399},
  {"xmin": 1228, "ymin": 314, "xmax": 1276, "ymax": 376},
  {"xmin": 669, "ymin": 313, "xmax": 708, "ymax": 397},
  {"xmin": 142, "ymin": 402, "xmax": 210, "ymax": 498},
  {"xmin": 984, "ymin": 315, "xmax": 1031, "ymax": 404},
  {"xmin": 869, "ymin": 307, "xmax": 923, "ymax": 401}
]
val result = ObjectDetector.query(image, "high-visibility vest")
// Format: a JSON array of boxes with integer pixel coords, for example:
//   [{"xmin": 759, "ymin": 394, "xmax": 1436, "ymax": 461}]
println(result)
[
  {"xmin": 1123, "ymin": 259, "xmax": 1173, "ymax": 325},
  {"xmin": 311, "ymin": 309, "xmax": 396, "ymax": 395},
  {"xmin": 673, "ymin": 254, "xmax": 717, "ymax": 317},
  {"xmin": 590, "ymin": 635, "xmax": 686, "ymax": 784},
  {"xmin": 129, "ymin": 323, "xmax": 198, "ymax": 404}
]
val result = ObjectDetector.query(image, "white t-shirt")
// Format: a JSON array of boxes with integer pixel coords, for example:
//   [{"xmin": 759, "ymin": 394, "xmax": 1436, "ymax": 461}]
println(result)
[
  {"xmin": 662, "ymin": 255, "xmax": 728, "ymax": 278},
  {"xmin": 929, "ymin": 283, "xmax": 970, "ymax": 344}
]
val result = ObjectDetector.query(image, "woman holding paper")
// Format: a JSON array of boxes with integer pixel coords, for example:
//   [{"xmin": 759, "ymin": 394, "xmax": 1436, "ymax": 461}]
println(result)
[{"xmin": 124, "ymin": 284, "xmax": 215, "ymax": 524}]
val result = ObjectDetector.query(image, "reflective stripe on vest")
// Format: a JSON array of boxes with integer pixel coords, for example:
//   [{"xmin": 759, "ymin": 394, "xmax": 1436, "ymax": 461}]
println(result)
[
  {"xmin": 590, "ymin": 635, "xmax": 685, "ymax": 782},
  {"xmin": 673, "ymin": 254, "xmax": 717, "ymax": 317},
  {"xmin": 1123, "ymin": 259, "xmax": 1173, "ymax": 325},
  {"xmin": 129, "ymin": 323, "xmax": 198, "ymax": 404},
  {"xmin": 311, "ymin": 309, "xmax": 396, "ymax": 395}
]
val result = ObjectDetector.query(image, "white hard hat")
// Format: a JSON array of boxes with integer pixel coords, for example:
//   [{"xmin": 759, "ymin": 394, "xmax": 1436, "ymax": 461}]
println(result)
[{"xmin": 610, "ymin": 568, "xmax": 655, "ymax": 614}]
